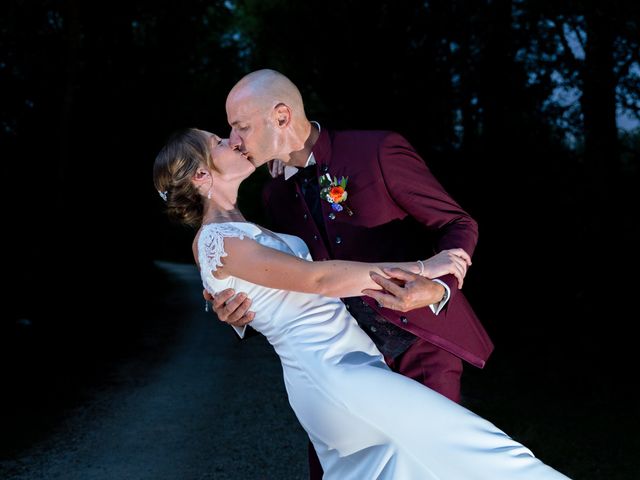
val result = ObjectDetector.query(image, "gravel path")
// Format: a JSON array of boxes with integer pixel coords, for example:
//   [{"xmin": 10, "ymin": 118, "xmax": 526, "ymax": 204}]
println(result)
[{"xmin": 1, "ymin": 261, "xmax": 308, "ymax": 480}]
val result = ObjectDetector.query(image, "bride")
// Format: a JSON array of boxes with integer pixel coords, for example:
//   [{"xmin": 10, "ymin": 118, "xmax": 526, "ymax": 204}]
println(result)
[{"xmin": 153, "ymin": 128, "xmax": 570, "ymax": 479}]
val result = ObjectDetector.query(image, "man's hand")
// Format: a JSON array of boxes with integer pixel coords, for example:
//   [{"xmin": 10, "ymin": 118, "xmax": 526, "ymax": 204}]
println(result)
[
  {"xmin": 203, "ymin": 288, "xmax": 255, "ymax": 327},
  {"xmin": 361, "ymin": 269, "xmax": 447, "ymax": 312},
  {"xmin": 421, "ymin": 248, "xmax": 471, "ymax": 288}
]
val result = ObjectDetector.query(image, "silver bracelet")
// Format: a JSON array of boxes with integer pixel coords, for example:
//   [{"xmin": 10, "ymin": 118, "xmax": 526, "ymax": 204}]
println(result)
[{"xmin": 416, "ymin": 259, "xmax": 425, "ymax": 276}]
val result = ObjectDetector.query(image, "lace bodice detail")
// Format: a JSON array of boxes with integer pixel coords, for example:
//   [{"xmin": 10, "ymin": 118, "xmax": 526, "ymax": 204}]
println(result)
[
  {"xmin": 197, "ymin": 223, "xmax": 250, "ymax": 274},
  {"xmin": 196, "ymin": 221, "xmax": 312, "ymax": 340}
]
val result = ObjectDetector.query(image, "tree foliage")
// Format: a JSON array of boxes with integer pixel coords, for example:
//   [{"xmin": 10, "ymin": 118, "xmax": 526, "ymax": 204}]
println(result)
[{"xmin": 2, "ymin": 0, "xmax": 638, "ymax": 365}]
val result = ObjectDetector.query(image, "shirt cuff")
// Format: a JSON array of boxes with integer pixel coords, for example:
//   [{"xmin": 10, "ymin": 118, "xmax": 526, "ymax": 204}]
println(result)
[{"xmin": 429, "ymin": 279, "xmax": 451, "ymax": 316}]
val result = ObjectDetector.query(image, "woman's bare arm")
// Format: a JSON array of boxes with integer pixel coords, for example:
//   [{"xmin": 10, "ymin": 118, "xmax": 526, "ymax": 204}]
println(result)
[{"xmin": 213, "ymin": 235, "xmax": 419, "ymax": 298}]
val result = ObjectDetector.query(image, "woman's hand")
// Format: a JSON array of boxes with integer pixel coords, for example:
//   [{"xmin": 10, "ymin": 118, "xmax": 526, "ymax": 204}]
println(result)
[{"xmin": 421, "ymin": 248, "xmax": 472, "ymax": 288}]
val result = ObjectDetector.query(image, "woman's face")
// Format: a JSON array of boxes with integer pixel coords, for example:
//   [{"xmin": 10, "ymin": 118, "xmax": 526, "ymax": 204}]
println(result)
[{"xmin": 202, "ymin": 130, "xmax": 256, "ymax": 180}]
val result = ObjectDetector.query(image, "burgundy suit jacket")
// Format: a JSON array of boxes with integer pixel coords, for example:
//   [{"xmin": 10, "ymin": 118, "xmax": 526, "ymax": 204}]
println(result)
[{"xmin": 263, "ymin": 128, "xmax": 493, "ymax": 368}]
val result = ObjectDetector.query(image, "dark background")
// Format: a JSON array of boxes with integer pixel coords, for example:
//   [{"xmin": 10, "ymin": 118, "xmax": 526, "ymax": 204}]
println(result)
[{"xmin": 1, "ymin": 1, "xmax": 639, "ymax": 478}]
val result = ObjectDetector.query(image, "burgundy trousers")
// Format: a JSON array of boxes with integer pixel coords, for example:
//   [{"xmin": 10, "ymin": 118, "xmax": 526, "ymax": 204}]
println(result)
[{"xmin": 307, "ymin": 338, "xmax": 463, "ymax": 479}]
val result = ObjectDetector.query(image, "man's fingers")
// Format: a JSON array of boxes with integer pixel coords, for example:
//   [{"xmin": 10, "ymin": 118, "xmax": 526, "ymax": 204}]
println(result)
[
  {"xmin": 227, "ymin": 310, "xmax": 255, "ymax": 327},
  {"xmin": 381, "ymin": 267, "xmax": 417, "ymax": 282},
  {"xmin": 360, "ymin": 288, "xmax": 381, "ymax": 297},
  {"xmin": 361, "ymin": 289, "xmax": 397, "ymax": 310},
  {"xmin": 212, "ymin": 289, "xmax": 237, "ymax": 309},
  {"xmin": 370, "ymin": 272, "xmax": 405, "ymax": 296},
  {"xmin": 203, "ymin": 289, "xmax": 214, "ymax": 302},
  {"xmin": 209, "ymin": 290, "xmax": 256, "ymax": 326},
  {"xmin": 221, "ymin": 295, "xmax": 251, "ymax": 321}
]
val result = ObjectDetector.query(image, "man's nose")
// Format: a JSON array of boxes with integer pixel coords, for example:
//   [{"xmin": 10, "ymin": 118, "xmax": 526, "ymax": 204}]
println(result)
[{"xmin": 229, "ymin": 131, "xmax": 241, "ymax": 150}]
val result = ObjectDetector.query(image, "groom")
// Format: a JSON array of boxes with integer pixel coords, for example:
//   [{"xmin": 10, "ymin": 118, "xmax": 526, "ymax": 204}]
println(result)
[{"xmin": 207, "ymin": 69, "xmax": 493, "ymax": 478}]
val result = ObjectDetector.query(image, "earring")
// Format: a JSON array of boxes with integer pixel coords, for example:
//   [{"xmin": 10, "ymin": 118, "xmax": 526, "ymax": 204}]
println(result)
[{"xmin": 207, "ymin": 179, "xmax": 213, "ymax": 199}]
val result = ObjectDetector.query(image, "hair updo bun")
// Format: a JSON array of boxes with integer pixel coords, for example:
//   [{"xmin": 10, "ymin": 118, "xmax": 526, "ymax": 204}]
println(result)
[{"xmin": 153, "ymin": 128, "xmax": 211, "ymax": 228}]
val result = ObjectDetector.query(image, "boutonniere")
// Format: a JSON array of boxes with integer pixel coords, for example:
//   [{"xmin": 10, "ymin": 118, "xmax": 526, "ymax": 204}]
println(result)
[{"xmin": 319, "ymin": 173, "xmax": 354, "ymax": 216}]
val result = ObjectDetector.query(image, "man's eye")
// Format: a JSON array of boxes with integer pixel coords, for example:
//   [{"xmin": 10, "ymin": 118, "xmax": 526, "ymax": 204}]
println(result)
[{"xmin": 217, "ymin": 139, "xmax": 223, "ymax": 145}]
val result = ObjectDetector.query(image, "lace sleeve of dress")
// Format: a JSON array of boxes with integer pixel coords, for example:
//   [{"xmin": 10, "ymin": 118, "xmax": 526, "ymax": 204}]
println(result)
[{"xmin": 198, "ymin": 223, "xmax": 249, "ymax": 273}]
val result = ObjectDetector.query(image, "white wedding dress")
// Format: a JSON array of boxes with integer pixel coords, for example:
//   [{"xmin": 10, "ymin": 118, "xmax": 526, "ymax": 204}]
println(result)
[{"xmin": 198, "ymin": 222, "xmax": 569, "ymax": 480}]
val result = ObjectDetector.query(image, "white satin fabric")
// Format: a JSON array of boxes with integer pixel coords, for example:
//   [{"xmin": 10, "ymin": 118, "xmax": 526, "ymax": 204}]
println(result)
[{"xmin": 198, "ymin": 222, "xmax": 570, "ymax": 480}]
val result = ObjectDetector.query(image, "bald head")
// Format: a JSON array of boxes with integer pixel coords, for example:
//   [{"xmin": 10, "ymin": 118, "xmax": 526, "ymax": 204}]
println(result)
[
  {"xmin": 225, "ymin": 69, "xmax": 315, "ymax": 168},
  {"xmin": 227, "ymin": 69, "xmax": 305, "ymax": 118}
]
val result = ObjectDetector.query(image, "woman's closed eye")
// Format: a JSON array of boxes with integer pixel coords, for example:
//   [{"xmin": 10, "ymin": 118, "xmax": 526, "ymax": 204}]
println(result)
[{"xmin": 209, "ymin": 133, "xmax": 223, "ymax": 146}]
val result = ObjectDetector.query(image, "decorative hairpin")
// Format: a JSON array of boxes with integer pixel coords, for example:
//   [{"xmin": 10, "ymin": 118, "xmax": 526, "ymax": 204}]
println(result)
[{"xmin": 158, "ymin": 190, "xmax": 168, "ymax": 201}]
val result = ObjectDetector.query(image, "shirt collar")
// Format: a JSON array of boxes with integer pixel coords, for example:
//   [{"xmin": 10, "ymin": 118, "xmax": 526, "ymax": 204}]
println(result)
[{"xmin": 284, "ymin": 121, "xmax": 321, "ymax": 180}]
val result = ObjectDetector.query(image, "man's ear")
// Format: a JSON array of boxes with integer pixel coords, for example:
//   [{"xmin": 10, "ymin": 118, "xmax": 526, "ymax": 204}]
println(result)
[{"xmin": 274, "ymin": 102, "xmax": 291, "ymax": 128}]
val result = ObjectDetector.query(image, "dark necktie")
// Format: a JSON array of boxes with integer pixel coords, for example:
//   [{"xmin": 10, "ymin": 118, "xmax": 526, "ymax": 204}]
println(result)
[{"xmin": 296, "ymin": 165, "xmax": 329, "ymax": 245}]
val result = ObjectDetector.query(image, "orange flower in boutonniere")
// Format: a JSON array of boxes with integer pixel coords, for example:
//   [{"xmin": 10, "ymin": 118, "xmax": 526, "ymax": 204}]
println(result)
[{"xmin": 319, "ymin": 173, "xmax": 354, "ymax": 216}]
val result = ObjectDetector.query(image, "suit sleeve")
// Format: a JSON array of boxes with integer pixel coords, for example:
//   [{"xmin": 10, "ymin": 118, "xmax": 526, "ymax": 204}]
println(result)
[{"xmin": 377, "ymin": 132, "xmax": 479, "ymax": 297}]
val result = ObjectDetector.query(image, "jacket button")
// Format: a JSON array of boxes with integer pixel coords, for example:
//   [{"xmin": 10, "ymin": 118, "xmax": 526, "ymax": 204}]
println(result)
[
  {"xmin": 335, "ymin": 236, "xmax": 342, "ymax": 244},
  {"xmin": 303, "ymin": 213, "xmax": 308, "ymax": 220},
  {"xmin": 328, "ymin": 212, "xmax": 336, "ymax": 220},
  {"xmin": 313, "ymin": 235, "xmax": 319, "ymax": 241},
  {"xmin": 370, "ymin": 325, "xmax": 377, "ymax": 333},
  {"xmin": 400, "ymin": 316, "xmax": 408, "ymax": 325},
  {"xmin": 321, "ymin": 165, "xmax": 329, "ymax": 173},
  {"xmin": 295, "ymin": 193, "xmax": 299, "ymax": 198}
]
